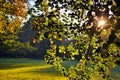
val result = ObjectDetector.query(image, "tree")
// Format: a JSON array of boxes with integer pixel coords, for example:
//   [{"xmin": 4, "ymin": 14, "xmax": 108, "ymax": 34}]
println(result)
[
  {"xmin": 0, "ymin": 0, "xmax": 26, "ymax": 53},
  {"xmin": 0, "ymin": 0, "xmax": 27, "ymax": 33},
  {"xmin": 0, "ymin": 0, "xmax": 36, "ymax": 58},
  {"xmin": 30, "ymin": 0, "xmax": 120, "ymax": 79}
]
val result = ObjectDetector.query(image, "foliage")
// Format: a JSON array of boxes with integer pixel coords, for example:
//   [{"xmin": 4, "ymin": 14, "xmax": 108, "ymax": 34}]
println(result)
[
  {"xmin": 0, "ymin": 0, "xmax": 27, "ymax": 49},
  {"xmin": 0, "ymin": 0, "xmax": 27, "ymax": 33},
  {"xmin": 0, "ymin": 0, "xmax": 37, "ymax": 58},
  {"xmin": 29, "ymin": 0, "xmax": 120, "ymax": 80},
  {"xmin": 0, "ymin": 32, "xmax": 37, "ymax": 58}
]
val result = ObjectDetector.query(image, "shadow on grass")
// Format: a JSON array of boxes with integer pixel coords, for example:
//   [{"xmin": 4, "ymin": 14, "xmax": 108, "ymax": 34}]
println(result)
[
  {"xmin": 110, "ymin": 65, "xmax": 120, "ymax": 80},
  {"xmin": 0, "ymin": 63, "xmax": 45, "ymax": 70},
  {"xmin": 0, "ymin": 58, "xmax": 46, "ymax": 70},
  {"xmin": 22, "ymin": 66, "xmax": 62, "ymax": 76}
]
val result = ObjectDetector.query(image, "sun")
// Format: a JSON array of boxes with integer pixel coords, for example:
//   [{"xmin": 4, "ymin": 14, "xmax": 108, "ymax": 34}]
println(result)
[{"xmin": 98, "ymin": 19, "xmax": 106, "ymax": 27}]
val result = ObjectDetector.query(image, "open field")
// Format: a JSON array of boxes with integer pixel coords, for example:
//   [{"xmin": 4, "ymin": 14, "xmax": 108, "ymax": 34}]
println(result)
[
  {"xmin": 0, "ymin": 58, "xmax": 120, "ymax": 80},
  {"xmin": 0, "ymin": 58, "xmax": 67, "ymax": 80}
]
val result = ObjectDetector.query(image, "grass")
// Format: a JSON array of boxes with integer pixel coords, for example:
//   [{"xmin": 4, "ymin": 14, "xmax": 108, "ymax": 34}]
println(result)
[
  {"xmin": 0, "ymin": 58, "xmax": 120, "ymax": 80},
  {"xmin": 0, "ymin": 58, "xmax": 67, "ymax": 80}
]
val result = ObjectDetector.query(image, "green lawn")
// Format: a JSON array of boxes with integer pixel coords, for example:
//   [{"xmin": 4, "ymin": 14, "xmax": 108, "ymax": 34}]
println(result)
[
  {"xmin": 0, "ymin": 58, "xmax": 120, "ymax": 80},
  {"xmin": 0, "ymin": 58, "xmax": 67, "ymax": 80}
]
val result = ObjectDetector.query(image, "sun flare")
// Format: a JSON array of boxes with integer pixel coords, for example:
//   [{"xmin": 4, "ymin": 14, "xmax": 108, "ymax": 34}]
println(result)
[{"xmin": 98, "ymin": 19, "xmax": 106, "ymax": 27}]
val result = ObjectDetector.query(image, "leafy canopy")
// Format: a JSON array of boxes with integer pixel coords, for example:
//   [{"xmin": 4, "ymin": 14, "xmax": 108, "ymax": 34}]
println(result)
[
  {"xmin": 29, "ymin": 0, "xmax": 120, "ymax": 79},
  {"xmin": 0, "ymin": 0, "xmax": 37, "ymax": 57},
  {"xmin": 0, "ymin": 0, "xmax": 27, "ymax": 33}
]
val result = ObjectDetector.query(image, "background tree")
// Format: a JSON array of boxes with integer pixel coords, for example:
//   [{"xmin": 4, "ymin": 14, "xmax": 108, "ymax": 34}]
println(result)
[
  {"xmin": 0, "ymin": 0, "xmax": 37, "ymax": 58},
  {"xmin": 30, "ymin": 0, "xmax": 120, "ymax": 80},
  {"xmin": 0, "ymin": 0, "xmax": 27, "ymax": 33}
]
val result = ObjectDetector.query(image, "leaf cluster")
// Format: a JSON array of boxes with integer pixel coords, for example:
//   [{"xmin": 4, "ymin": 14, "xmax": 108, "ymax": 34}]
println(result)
[{"xmin": 30, "ymin": 0, "xmax": 120, "ymax": 80}]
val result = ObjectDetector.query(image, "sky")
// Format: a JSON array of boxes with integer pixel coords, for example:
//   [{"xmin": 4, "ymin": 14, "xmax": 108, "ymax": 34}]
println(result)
[
  {"xmin": 28, "ymin": 0, "xmax": 36, "ymax": 8},
  {"xmin": 21, "ymin": 0, "xmax": 35, "ymax": 26},
  {"xmin": 26, "ymin": 0, "xmax": 81, "ymax": 26}
]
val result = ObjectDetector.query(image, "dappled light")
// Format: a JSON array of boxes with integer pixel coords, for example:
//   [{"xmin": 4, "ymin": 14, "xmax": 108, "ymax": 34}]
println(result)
[{"xmin": 0, "ymin": 0, "xmax": 120, "ymax": 80}]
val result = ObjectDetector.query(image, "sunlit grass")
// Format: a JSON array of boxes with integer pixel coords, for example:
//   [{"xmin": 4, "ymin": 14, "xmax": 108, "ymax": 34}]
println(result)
[
  {"xmin": 0, "ymin": 66, "xmax": 67, "ymax": 80},
  {"xmin": 0, "ymin": 58, "xmax": 67, "ymax": 80},
  {"xmin": 0, "ymin": 58, "xmax": 120, "ymax": 80}
]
